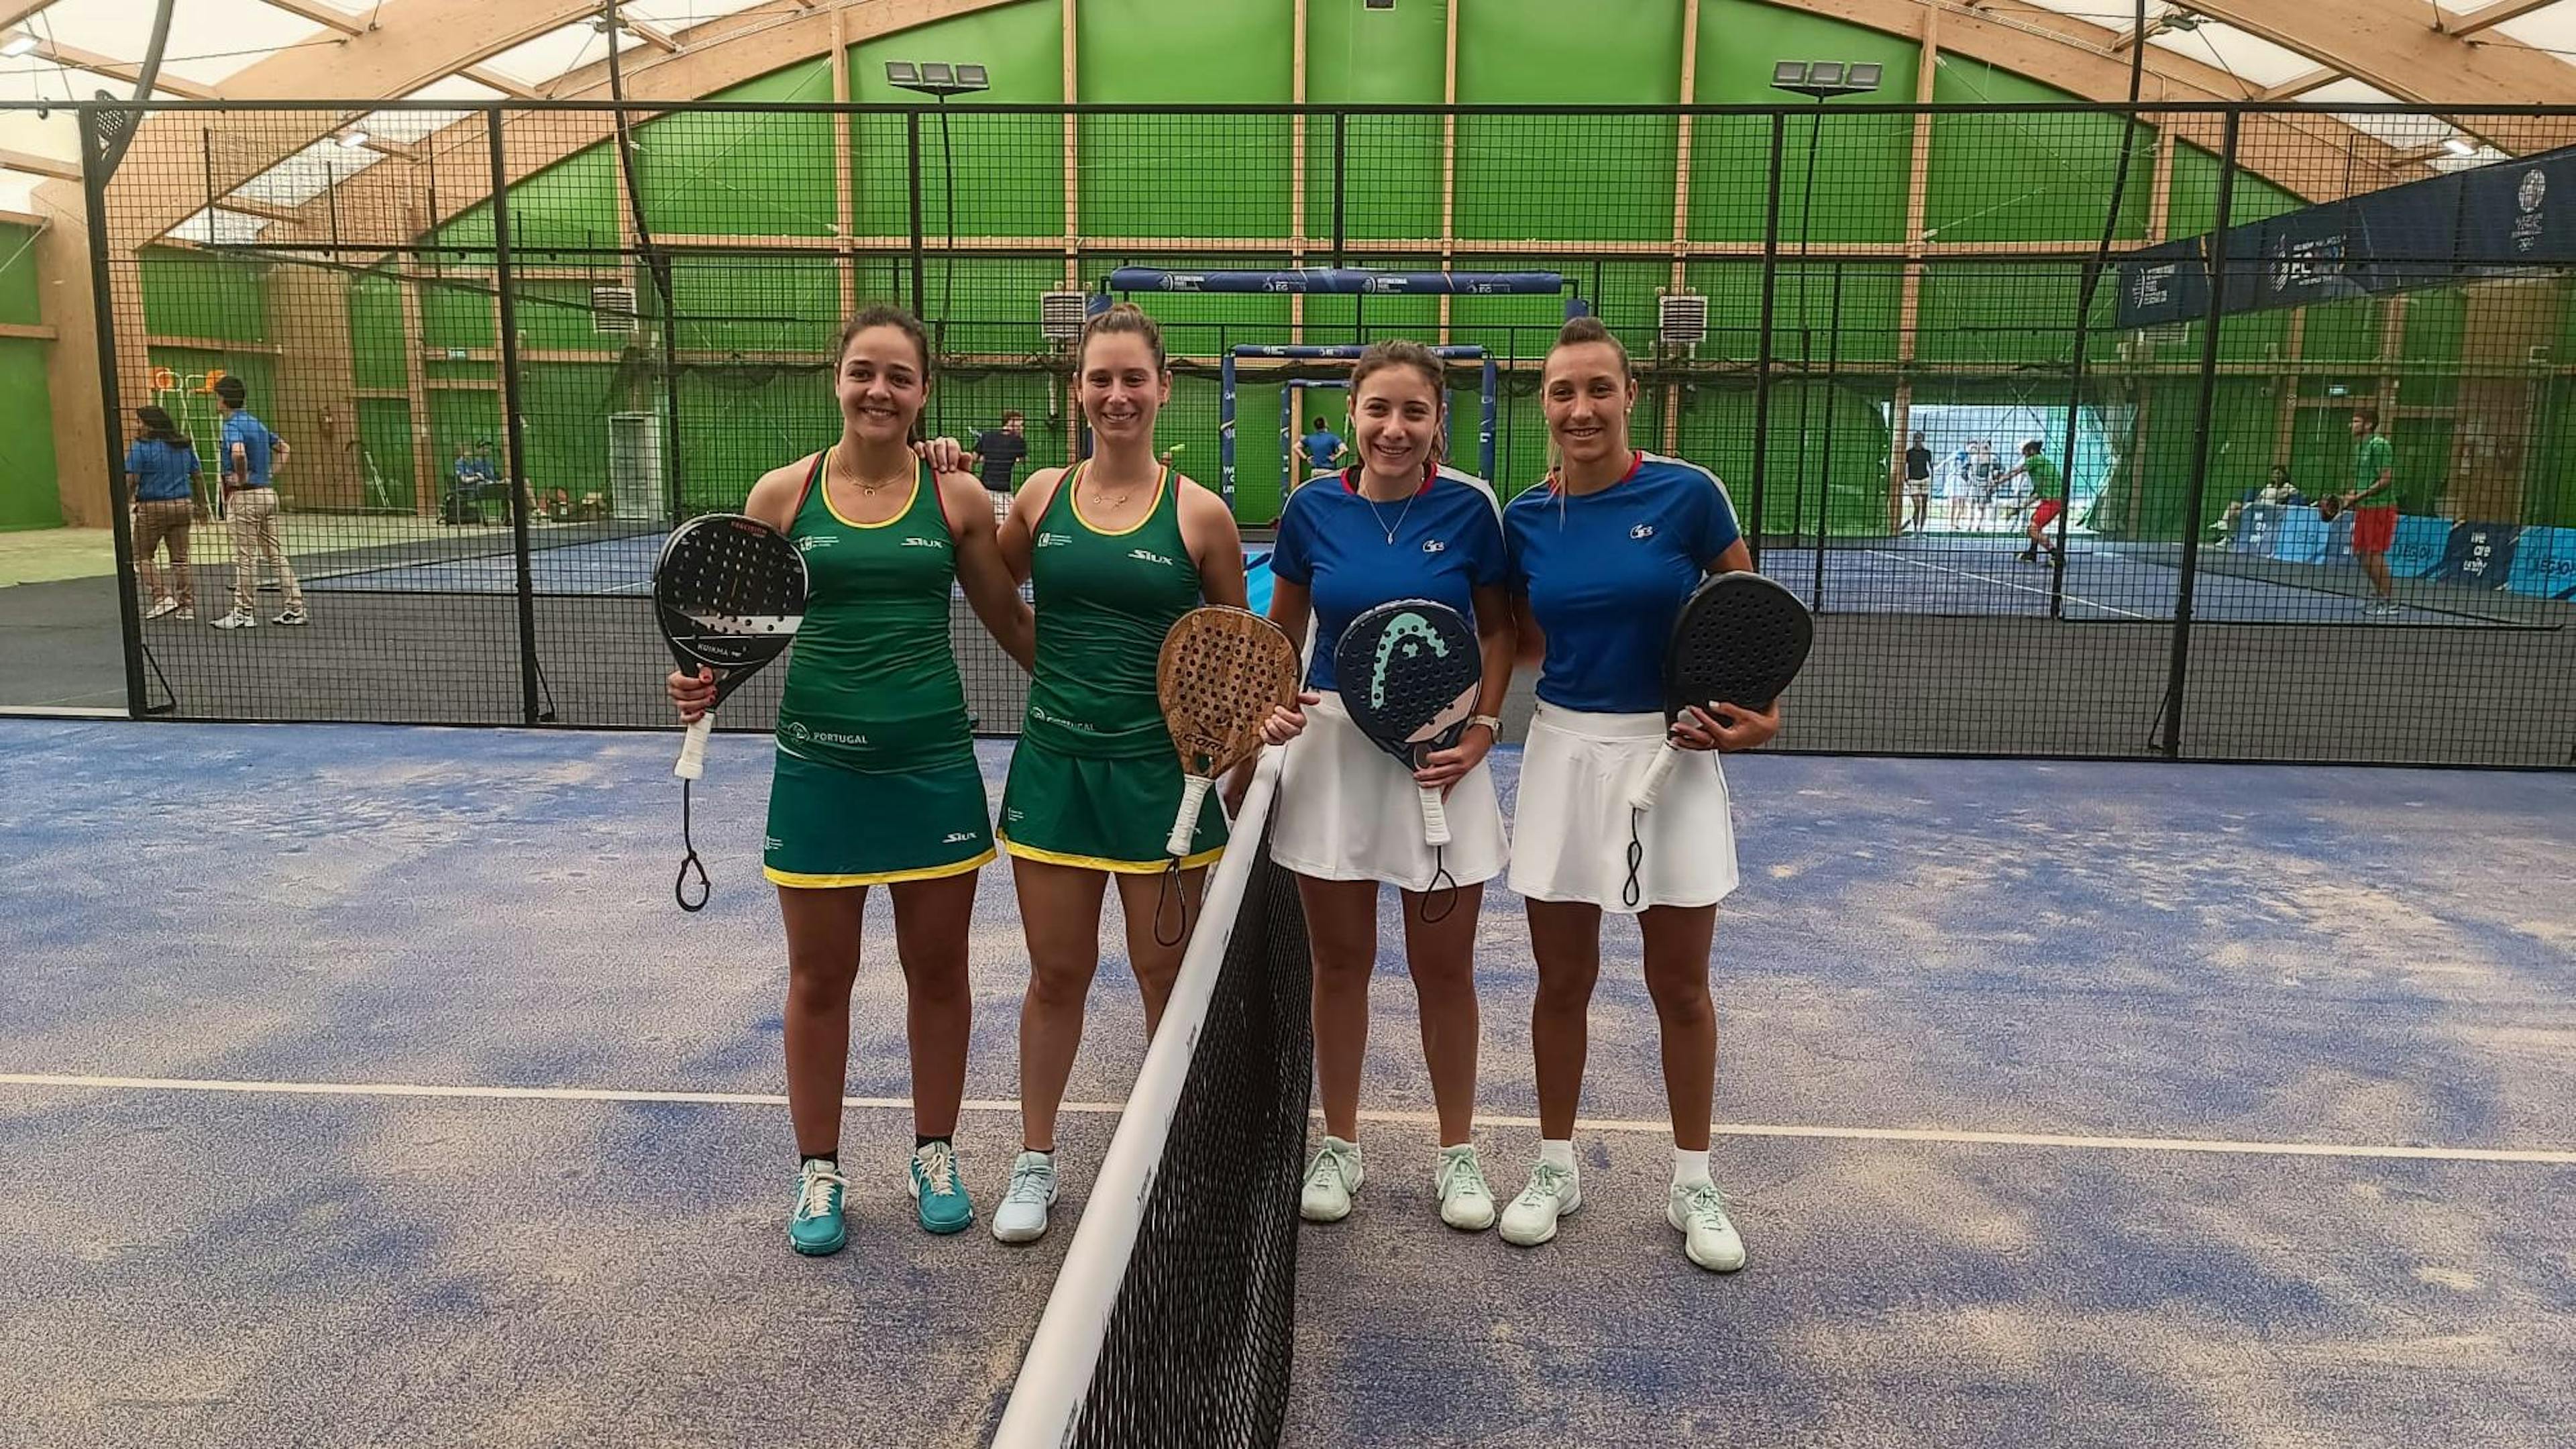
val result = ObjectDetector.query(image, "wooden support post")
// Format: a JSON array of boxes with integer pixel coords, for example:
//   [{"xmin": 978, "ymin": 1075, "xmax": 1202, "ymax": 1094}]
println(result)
[
  {"xmin": 1061, "ymin": 0, "xmax": 1082, "ymax": 463},
  {"xmin": 398, "ymin": 277, "xmax": 439, "ymax": 517},
  {"xmin": 1437, "ymin": 0, "xmax": 1459, "ymax": 345},
  {"xmin": 2271, "ymin": 307, "xmax": 2306, "ymax": 467},
  {"xmin": 1664, "ymin": 0, "xmax": 1701, "ymax": 455},
  {"xmin": 1291, "ymin": 0, "xmax": 1307, "ymax": 345},
  {"xmin": 832, "ymin": 4, "xmax": 855, "ymax": 320},
  {"xmin": 1888, "ymin": 4, "xmax": 1939, "ymax": 529},
  {"xmin": 30, "ymin": 182, "xmax": 109, "ymax": 528}
]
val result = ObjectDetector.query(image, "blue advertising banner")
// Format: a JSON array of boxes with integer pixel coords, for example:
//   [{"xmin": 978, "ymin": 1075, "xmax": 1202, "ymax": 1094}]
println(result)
[
  {"xmin": 2427, "ymin": 521, "xmax": 2520, "ymax": 588},
  {"xmin": 2461, "ymin": 151, "xmax": 2576, "ymax": 267},
  {"xmin": 2387, "ymin": 516, "xmax": 2453, "ymax": 579},
  {"xmin": 2504, "ymin": 526, "xmax": 2576, "ymax": 599}
]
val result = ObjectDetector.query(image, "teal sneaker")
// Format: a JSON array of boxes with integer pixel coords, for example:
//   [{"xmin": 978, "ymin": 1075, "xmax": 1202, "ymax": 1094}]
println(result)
[
  {"xmin": 910, "ymin": 1140, "xmax": 975, "ymax": 1235},
  {"xmin": 788, "ymin": 1159, "xmax": 848, "ymax": 1256}
]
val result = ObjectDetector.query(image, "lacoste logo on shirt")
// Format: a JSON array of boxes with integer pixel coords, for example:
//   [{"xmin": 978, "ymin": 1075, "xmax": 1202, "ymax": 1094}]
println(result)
[
  {"xmin": 1421, "ymin": 539, "xmax": 1446, "ymax": 554},
  {"xmin": 1631, "ymin": 523, "xmax": 1656, "ymax": 540}
]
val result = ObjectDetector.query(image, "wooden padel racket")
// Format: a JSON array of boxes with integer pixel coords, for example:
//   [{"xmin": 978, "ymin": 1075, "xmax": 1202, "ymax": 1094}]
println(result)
[
  {"xmin": 1334, "ymin": 599, "xmax": 1482, "ymax": 918},
  {"xmin": 1152, "ymin": 605, "xmax": 1299, "ymax": 943},
  {"xmin": 654, "ymin": 513, "xmax": 809, "ymax": 910},
  {"xmin": 2316, "ymin": 493, "xmax": 2347, "ymax": 523},
  {"xmin": 1631, "ymin": 572, "xmax": 1813, "ymax": 813}
]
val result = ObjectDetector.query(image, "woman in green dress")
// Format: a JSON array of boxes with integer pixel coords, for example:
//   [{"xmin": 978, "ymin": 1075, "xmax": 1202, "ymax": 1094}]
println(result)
[
  {"xmin": 985, "ymin": 303, "xmax": 1252, "ymax": 1244},
  {"xmin": 667, "ymin": 305, "xmax": 1031, "ymax": 1256}
]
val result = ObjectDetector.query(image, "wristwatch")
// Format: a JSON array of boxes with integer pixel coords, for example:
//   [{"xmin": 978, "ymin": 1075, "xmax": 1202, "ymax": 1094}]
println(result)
[{"xmin": 1468, "ymin": 714, "xmax": 1503, "ymax": 737}]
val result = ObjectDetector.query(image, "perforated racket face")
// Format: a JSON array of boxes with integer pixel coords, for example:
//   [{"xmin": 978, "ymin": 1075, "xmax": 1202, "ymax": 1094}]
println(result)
[
  {"xmin": 1158, "ymin": 607, "xmax": 1299, "ymax": 776},
  {"xmin": 654, "ymin": 514, "xmax": 808, "ymax": 692},
  {"xmin": 1664, "ymin": 572, "xmax": 1814, "ymax": 722},
  {"xmin": 1333, "ymin": 599, "xmax": 1482, "ymax": 767}
]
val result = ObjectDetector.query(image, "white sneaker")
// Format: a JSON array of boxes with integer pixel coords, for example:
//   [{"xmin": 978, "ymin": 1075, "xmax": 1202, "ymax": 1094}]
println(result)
[
  {"xmin": 991, "ymin": 1150, "xmax": 1058, "ymax": 1244},
  {"xmin": 1299, "ymin": 1136, "xmax": 1362, "ymax": 1223},
  {"xmin": 143, "ymin": 598, "xmax": 178, "ymax": 621},
  {"xmin": 1436, "ymin": 1145, "xmax": 1496, "ymax": 1232},
  {"xmin": 211, "ymin": 610, "xmax": 256, "ymax": 630},
  {"xmin": 272, "ymin": 607, "xmax": 310, "ymax": 627},
  {"xmin": 1498, "ymin": 1161, "xmax": 1581, "ymax": 1247},
  {"xmin": 1668, "ymin": 1181, "xmax": 1748, "ymax": 1273}
]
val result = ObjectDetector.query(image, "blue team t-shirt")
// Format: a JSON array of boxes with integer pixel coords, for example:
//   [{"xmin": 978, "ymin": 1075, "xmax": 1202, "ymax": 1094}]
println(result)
[
  {"xmin": 124, "ymin": 439, "xmax": 201, "ymax": 502},
  {"xmin": 1271, "ymin": 465, "xmax": 1508, "ymax": 694},
  {"xmin": 1301, "ymin": 429, "xmax": 1343, "ymax": 471},
  {"xmin": 220, "ymin": 410, "xmax": 279, "ymax": 488},
  {"xmin": 1504, "ymin": 451, "xmax": 1745, "ymax": 714}
]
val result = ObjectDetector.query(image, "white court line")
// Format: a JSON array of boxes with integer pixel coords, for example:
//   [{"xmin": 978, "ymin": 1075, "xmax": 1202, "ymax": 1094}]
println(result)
[
  {"xmin": 6, "ymin": 1072, "xmax": 2572, "ymax": 1166},
  {"xmin": 1860, "ymin": 549, "xmax": 2159, "ymax": 621}
]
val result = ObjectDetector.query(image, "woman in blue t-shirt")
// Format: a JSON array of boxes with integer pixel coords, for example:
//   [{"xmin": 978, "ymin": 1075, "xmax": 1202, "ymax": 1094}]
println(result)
[
  {"xmin": 1260, "ymin": 339, "xmax": 1515, "ymax": 1236},
  {"xmin": 1496, "ymin": 316, "xmax": 1781, "ymax": 1275},
  {"xmin": 124, "ymin": 405, "xmax": 203, "ymax": 621}
]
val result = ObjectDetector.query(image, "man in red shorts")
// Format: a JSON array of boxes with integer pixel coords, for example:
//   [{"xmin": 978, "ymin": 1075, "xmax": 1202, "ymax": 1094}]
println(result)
[
  {"xmin": 2345, "ymin": 408, "xmax": 2400, "ymax": 615},
  {"xmin": 2004, "ymin": 440, "xmax": 2067, "ymax": 566}
]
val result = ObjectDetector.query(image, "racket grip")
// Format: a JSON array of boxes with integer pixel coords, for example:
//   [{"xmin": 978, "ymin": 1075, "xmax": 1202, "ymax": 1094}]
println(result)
[
  {"xmin": 675, "ymin": 712, "xmax": 714, "ymax": 781},
  {"xmin": 1417, "ymin": 784, "xmax": 1451, "ymax": 847},
  {"xmin": 1168, "ymin": 773, "xmax": 1215, "ymax": 857},
  {"xmin": 1630, "ymin": 741, "xmax": 1682, "ymax": 811}
]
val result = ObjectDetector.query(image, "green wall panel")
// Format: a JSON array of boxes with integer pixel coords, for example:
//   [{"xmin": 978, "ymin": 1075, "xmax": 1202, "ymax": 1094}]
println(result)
[
  {"xmin": 639, "ymin": 62, "xmax": 837, "ymax": 237},
  {"xmin": 0, "ymin": 339, "xmax": 60, "ymax": 530},
  {"xmin": 1690, "ymin": 4, "xmax": 1917, "ymax": 245},
  {"xmin": 347, "ymin": 270, "xmax": 410, "ymax": 391},
  {"xmin": 355, "ymin": 398, "xmax": 417, "ymax": 510},
  {"xmin": 1927, "ymin": 60, "xmax": 2152, "ymax": 246},
  {"xmin": 1454, "ymin": 0, "xmax": 1681, "ymax": 244},
  {"xmin": 140, "ymin": 250, "xmax": 269, "ymax": 341},
  {"xmin": 1079, "ymin": 0, "xmax": 1292, "ymax": 239},
  {"xmin": 853, "ymin": 3, "xmax": 1066, "ymax": 242},
  {"xmin": 0, "ymin": 221, "xmax": 41, "ymax": 322}
]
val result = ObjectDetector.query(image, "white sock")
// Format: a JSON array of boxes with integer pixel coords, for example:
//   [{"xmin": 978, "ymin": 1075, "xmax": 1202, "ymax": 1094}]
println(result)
[
  {"xmin": 1672, "ymin": 1148, "xmax": 1711, "ymax": 1190},
  {"xmin": 1538, "ymin": 1139, "xmax": 1577, "ymax": 1174}
]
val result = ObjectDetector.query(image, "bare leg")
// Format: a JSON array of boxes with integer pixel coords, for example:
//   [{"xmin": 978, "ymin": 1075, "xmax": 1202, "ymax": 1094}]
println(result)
[
  {"xmin": 1010, "ymin": 857, "xmax": 1108, "ymax": 1153},
  {"xmin": 1638, "ymin": 904, "xmax": 1719, "ymax": 1153},
  {"xmin": 1525, "ymin": 899, "xmax": 1603, "ymax": 1140},
  {"xmin": 1399, "ymin": 881, "xmax": 1484, "ymax": 1147},
  {"xmin": 1112, "ymin": 866, "xmax": 1207, "ymax": 1034},
  {"xmin": 1299, "ymin": 874, "xmax": 1379, "ymax": 1142},
  {"xmin": 776, "ymin": 885, "xmax": 867, "ymax": 1157},
  {"xmin": 888, "ymin": 870, "xmax": 979, "ymax": 1140},
  {"xmin": 2361, "ymin": 551, "xmax": 2396, "ymax": 602}
]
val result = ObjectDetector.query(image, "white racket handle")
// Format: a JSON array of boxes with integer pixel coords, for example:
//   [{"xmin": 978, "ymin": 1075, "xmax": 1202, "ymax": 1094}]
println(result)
[
  {"xmin": 1630, "ymin": 741, "xmax": 1682, "ymax": 812},
  {"xmin": 1167, "ymin": 773, "xmax": 1215, "ymax": 857},
  {"xmin": 1417, "ymin": 784, "xmax": 1451, "ymax": 847},
  {"xmin": 675, "ymin": 712, "xmax": 714, "ymax": 781}
]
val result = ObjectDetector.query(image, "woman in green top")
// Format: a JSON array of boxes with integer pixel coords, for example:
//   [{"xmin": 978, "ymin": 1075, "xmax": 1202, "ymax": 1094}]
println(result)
[
  {"xmin": 667, "ymin": 305, "xmax": 1032, "ymax": 1256},
  {"xmin": 987, "ymin": 302, "xmax": 1252, "ymax": 1244}
]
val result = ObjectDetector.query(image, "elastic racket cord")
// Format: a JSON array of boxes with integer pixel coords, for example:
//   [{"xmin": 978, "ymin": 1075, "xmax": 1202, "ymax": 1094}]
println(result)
[
  {"xmin": 675, "ymin": 780, "xmax": 710, "ymax": 912},
  {"xmin": 1419, "ymin": 847, "xmax": 1459, "ymax": 924},
  {"xmin": 1622, "ymin": 810, "xmax": 1646, "ymax": 911},
  {"xmin": 1152, "ymin": 859, "xmax": 1189, "ymax": 947}
]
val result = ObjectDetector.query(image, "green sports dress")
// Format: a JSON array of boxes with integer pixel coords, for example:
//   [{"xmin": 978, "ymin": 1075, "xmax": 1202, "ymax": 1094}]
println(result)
[
  {"xmin": 763, "ymin": 451, "xmax": 995, "ymax": 888},
  {"xmin": 999, "ymin": 463, "xmax": 1227, "ymax": 872}
]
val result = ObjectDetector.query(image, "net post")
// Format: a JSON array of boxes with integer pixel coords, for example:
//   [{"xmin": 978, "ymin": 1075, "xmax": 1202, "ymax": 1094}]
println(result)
[
  {"xmin": 2159, "ymin": 107, "xmax": 2242, "ymax": 760},
  {"xmin": 80, "ymin": 107, "xmax": 150, "ymax": 720},
  {"xmin": 1747, "ymin": 109, "xmax": 1786, "ymax": 569},
  {"xmin": 487, "ymin": 108, "xmax": 543, "ymax": 729}
]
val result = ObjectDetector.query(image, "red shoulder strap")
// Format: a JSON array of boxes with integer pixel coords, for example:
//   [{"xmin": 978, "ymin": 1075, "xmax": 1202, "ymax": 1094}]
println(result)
[{"xmin": 788, "ymin": 446, "xmax": 829, "ymax": 525}]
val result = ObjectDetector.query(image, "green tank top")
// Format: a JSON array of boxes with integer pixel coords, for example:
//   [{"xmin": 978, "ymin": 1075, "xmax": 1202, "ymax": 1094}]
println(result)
[
  {"xmin": 1023, "ymin": 462, "xmax": 1201, "ymax": 758},
  {"xmin": 773, "ymin": 450, "xmax": 973, "ymax": 771}
]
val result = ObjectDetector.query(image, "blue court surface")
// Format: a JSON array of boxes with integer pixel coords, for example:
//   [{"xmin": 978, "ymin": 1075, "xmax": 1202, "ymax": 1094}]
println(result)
[{"xmin": 4, "ymin": 720, "xmax": 2573, "ymax": 1448}]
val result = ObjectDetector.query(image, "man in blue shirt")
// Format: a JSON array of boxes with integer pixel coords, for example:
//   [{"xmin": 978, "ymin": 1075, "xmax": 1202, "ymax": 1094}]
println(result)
[
  {"xmin": 1299, "ymin": 415, "xmax": 1345, "ymax": 476},
  {"xmin": 212, "ymin": 375, "xmax": 308, "ymax": 628},
  {"xmin": 125, "ymin": 404, "xmax": 202, "ymax": 620}
]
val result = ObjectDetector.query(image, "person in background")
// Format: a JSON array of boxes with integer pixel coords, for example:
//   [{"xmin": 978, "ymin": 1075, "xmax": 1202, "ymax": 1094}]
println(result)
[
  {"xmin": 211, "ymin": 376, "xmax": 307, "ymax": 629},
  {"xmin": 2000, "ymin": 440, "xmax": 2068, "ymax": 566},
  {"xmin": 1301, "ymin": 414, "xmax": 1346, "ymax": 474},
  {"xmin": 2212, "ymin": 465, "xmax": 2297, "ymax": 549},
  {"xmin": 126, "ymin": 405, "xmax": 201, "ymax": 622},
  {"xmin": 1902, "ymin": 430, "xmax": 1932, "ymax": 534},
  {"xmin": 2345, "ymin": 409, "xmax": 2402, "ymax": 615},
  {"xmin": 1969, "ymin": 440, "xmax": 2004, "ymax": 531},
  {"xmin": 971, "ymin": 409, "xmax": 1030, "ymax": 524}
]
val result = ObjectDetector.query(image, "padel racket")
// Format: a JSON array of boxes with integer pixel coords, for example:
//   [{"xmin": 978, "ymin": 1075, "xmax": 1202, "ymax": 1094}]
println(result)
[
  {"xmin": 2317, "ymin": 493, "xmax": 2347, "ymax": 523},
  {"xmin": 1158, "ymin": 605, "xmax": 1299, "ymax": 858},
  {"xmin": 653, "ymin": 513, "xmax": 808, "ymax": 910},
  {"xmin": 1631, "ymin": 572, "xmax": 1813, "ymax": 812},
  {"xmin": 1335, "ymin": 600, "xmax": 1482, "ymax": 916}
]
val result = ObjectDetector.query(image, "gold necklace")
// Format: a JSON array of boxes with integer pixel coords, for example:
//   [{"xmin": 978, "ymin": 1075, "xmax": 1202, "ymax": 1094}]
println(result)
[
  {"xmin": 830, "ymin": 446, "xmax": 910, "ymax": 498},
  {"xmin": 1083, "ymin": 465, "xmax": 1148, "ymax": 513}
]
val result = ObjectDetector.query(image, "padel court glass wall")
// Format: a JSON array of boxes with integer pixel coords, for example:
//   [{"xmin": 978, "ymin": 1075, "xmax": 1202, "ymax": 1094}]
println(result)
[{"xmin": 69, "ymin": 96, "xmax": 2576, "ymax": 767}]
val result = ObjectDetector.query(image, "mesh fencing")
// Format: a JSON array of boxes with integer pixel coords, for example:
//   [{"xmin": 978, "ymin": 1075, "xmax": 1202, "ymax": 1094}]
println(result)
[{"xmin": 72, "ymin": 100, "xmax": 2576, "ymax": 764}]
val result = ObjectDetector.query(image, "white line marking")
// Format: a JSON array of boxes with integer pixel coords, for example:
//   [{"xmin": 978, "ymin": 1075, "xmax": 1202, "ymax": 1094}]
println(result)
[
  {"xmin": 1860, "ymin": 549, "xmax": 2159, "ymax": 621},
  {"xmin": 7, "ymin": 1073, "xmax": 2571, "ymax": 1165}
]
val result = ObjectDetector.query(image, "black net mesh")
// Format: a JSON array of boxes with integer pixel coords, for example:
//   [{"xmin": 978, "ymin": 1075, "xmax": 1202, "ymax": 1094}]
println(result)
[{"xmin": 1061, "ymin": 810, "xmax": 1312, "ymax": 1449}]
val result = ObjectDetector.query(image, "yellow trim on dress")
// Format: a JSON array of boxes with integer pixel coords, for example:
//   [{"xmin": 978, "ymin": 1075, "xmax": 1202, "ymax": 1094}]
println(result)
[
  {"xmin": 1067, "ymin": 461, "xmax": 1170, "ymax": 538},
  {"xmin": 996, "ymin": 831, "xmax": 1225, "ymax": 875},
  {"xmin": 818, "ymin": 445, "xmax": 922, "ymax": 531},
  {"xmin": 765, "ymin": 846, "xmax": 996, "ymax": 890}
]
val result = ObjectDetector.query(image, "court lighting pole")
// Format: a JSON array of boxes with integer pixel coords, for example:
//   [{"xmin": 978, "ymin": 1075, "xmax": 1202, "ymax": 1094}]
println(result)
[
  {"xmin": 887, "ymin": 62, "xmax": 991, "ymax": 371},
  {"xmin": 1770, "ymin": 60, "xmax": 1882, "ymax": 610}
]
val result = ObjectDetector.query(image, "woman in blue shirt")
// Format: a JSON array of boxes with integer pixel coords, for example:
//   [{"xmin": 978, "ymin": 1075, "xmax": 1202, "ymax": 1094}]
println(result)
[
  {"xmin": 1497, "ymin": 316, "xmax": 1780, "ymax": 1275},
  {"xmin": 124, "ymin": 405, "xmax": 202, "ymax": 621},
  {"xmin": 1263, "ymin": 340, "xmax": 1515, "ymax": 1234}
]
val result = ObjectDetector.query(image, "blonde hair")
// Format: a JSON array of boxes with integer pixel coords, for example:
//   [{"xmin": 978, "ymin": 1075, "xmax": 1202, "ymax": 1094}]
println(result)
[{"xmin": 1079, "ymin": 301, "xmax": 1167, "ymax": 372}]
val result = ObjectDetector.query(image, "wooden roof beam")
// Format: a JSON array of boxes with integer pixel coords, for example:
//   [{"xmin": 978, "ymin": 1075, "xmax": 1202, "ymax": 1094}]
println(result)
[
  {"xmin": 2257, "ymin": 66, "xmax": 2343, "ymax": 99},
  {"xmin": 257, "ymin": 0, "xmax": 368, "ymax": 38},
  {"xmin": 30, "ymin": 39, "xmax": 223, "ymax": 99},
  {"xmin": 2443, "ymin": 0, "xmax": 2564, "ymax": 39}
]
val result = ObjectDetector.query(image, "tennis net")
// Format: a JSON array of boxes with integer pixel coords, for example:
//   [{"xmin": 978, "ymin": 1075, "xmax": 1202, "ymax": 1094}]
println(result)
[{"xmin": 990, "ymin": 751, "xmax": 1313, "ymax": 1449}]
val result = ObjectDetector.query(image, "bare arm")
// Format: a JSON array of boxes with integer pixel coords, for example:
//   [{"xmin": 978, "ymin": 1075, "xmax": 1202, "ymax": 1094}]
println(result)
[
  {"xmin": 999, "ymin": 466, "xmax": 1065, "ymax": 584},
  {"xmin": 1509, "ymin": 592, "xmax": 1544, "ymax": 672},
  {"xmin": 1415, "ymin": 581, "xmax": 1519, "ymax": 791},
  {"xmin": 941, "ymin": 472, "xmax": 1035, "ymax": 672},
  {"xmin": 1177, "ymin": 476, "xmax": 1247, "ymax": 608}
]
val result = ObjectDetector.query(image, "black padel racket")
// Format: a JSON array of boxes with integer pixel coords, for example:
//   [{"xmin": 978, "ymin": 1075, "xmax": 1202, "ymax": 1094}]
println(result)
[
  {"xmin": 1631, "ymin": 572, "xmax": 1813, "ymax": 812},
  {"xmin": 1334, "ymin": 599, "xmax": 1481, "ymax": 916},
  {"xmin": 654, "ymin": 513, "xmax": 808, "ymax": 910}
]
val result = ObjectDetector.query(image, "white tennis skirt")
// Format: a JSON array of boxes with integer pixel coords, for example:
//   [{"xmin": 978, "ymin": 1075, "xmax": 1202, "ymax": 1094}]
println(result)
[
  {"xmin": 1270, "ymin": 694, "xmax": 1508, "ymax": 892},
  {"xmin": 1509, "ymin": 703, "xmax": 1740, "ymax": 912}
]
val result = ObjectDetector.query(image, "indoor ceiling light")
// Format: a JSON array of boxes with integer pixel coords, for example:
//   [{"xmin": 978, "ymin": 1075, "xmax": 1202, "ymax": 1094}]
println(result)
[
  {"xmin": 1, "ymin": 34, "xmax": 40, "ymax": 58},
  {"xmin": 2442, "ymin": 137, "xmax": 2477, "ymax": 158},
  {"xmin": 336, "ymin": 129, "xmax": 370, "ymax": 150}
]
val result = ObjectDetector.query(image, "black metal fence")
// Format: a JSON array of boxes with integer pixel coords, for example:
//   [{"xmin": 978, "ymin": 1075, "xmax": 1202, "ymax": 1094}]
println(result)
[{"xmin": 68, "ymin": 100, "xmax": 2576, "ymax": 765}]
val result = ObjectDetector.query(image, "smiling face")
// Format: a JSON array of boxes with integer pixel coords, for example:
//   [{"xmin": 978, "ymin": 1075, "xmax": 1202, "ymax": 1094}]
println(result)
[
  {"xmin": 1542, "ymin": 339, "xmax": 1637, "ymax": 472},
  {"xmin": 1350, "ymin": 362, "xmax": 1443, "ymax": 481},
  {"xmin": 1077, "ymin": 329, "xmax": 1169, "ymax": 445},
  {"xmin": 836, "ymin": 325, "xmax": 928, "ymax": 445}
]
